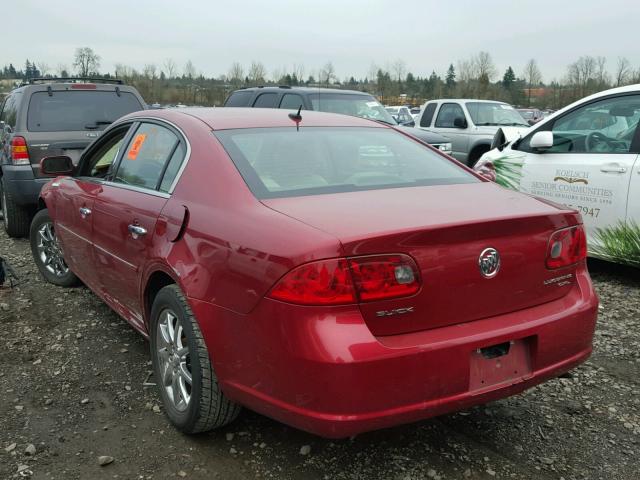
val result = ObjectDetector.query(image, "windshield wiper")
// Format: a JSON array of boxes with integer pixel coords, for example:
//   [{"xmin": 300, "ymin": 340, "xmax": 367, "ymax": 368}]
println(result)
[
  {"xmin": 497, "ymin": 122, "xmax": 529, "ymax": 127},
  {"xmin": 84, "ymin": 120, "xmax": 113, "ymax": 130}
]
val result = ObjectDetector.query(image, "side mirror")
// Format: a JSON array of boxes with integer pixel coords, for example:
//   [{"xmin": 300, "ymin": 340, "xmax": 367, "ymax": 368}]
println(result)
[
  {"xmin": 453, "ymin": 117, "xmax": 467, "ymax": 129},
  {"xmin": 529, "ymin": 131, "xmax": 554, "ymax": 150},
  {"xmin": 41, "ymin": 156, "xmax": 74, "ymax": 176}
]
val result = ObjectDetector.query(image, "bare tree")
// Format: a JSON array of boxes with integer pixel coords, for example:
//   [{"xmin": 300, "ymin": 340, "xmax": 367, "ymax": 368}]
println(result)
[
  {"xmin": 73, "ymin": 47, "xmax": 101, "ymax": 76},
  {"xmin": 228, "ymin": 62, "xmax": 244, "ymax": 87},
  {"xmin": 272, "ymin": 66, "xmax": 287, "ymax": 84},
  {"xmin": 392, "ymin": 59, "xmax": 407, "ymax": 84},
  {"xmin": 248, "ymin": 61, "xmax": 267, "ymax": 84},
  {"xmin": 319, "ymin": 61, "xmax": 336, "ymax": 86},
  {"xmin": 292, "ymin": 63, "xmax": 305, "ymax": 82},
  {"xmin": 474, "ymin": 51, "xmax": 496, "ymax": 82},
  {"xmin": 37, "ymin": 62, "xmax": 50, "ymax": 77},
  {"xmin": 56, "ymin": 63, "xmax": 70, "ymax": 77},
  {"xmin": 595, "ymin": 56, "xmax": 608, "ymax": 88},
  {"xmin": 615, "ymin": 57, "xmax": 631, "ymax": 86},
  {"xmin": 523, "ymin": 59, "xmax": 542, "ymax": 106},
  {"xmin": 184, "ymin": 60, "xmax": 196, "ymax": 80},
  {"xmin": 143, "ymin": 64, "xmax": 157, "ymax": 79},
  {"xmin": 163, "ymin": 58, "xmax": 177, "ymax": 79}
]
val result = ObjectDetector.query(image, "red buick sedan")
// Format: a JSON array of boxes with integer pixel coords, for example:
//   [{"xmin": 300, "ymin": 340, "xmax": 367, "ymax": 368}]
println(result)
[{"xmin": 31, "ymin": 107, "xmax": 598, "ymax": 438}]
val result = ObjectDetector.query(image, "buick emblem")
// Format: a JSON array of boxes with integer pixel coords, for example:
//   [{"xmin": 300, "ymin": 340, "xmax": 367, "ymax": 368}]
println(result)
[{"xmin": 478, "ymin": 248, "xmax": 500, "ymax": 278}]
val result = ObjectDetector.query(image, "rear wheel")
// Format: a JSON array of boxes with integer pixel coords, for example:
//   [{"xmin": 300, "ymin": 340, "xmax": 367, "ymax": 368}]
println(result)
[
  {"xmin": 150, "ymin": 284, "xmax": 240, "ymax": 433},
  {"xmin": 29, "ymin": 209, "xmax": 79, "ymax": 287},
  {"xmin": 1, "ymin": 178, "xmax": 30, "ymax": 238}
]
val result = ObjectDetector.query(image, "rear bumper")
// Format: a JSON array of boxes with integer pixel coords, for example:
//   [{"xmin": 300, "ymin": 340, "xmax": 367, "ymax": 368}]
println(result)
[
  {"xmin": 190, "ymin": 267, "xmax": 598, "ymax": 438},
  {"xmin": 1, "ymin": 165, "xmax": 47, "ymax": 206}
]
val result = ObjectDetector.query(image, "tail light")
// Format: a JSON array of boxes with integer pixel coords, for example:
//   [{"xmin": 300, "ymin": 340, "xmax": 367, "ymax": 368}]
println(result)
[
  {"xmin": 268, "ymin": 254, "xmax": 420, "ymax": 306},
  {"xmin": 11, "ymin": 136, "xmax": 30, "ymax": 165},
  {"xmin": 546, "ymin": 225, "xmax": 587, "ymax": 269}
]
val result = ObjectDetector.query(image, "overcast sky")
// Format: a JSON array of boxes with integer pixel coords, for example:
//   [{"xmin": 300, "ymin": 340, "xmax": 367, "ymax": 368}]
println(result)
[{"xmin": 5, "ymin": 0, "xmax": 639, "ymax": 82}]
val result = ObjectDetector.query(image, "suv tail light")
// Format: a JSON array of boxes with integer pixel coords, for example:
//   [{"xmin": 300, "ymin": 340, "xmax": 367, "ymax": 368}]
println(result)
[
  {"xmin": 546, "ymin": 225, "xmax": 587, "ymax": 269},
  {"xmin": 268, "ymin": 254, "xmax": 420, "ymax": 306},
  {"xmin": 10, "ymin": 136, "xmax": 30, "ymax": 165}
]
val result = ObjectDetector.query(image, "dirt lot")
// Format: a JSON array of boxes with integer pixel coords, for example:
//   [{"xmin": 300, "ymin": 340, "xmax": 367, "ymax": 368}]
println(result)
[{"xmin": 1, "ymin": 229, "xmax": 639, "ymax": 480}]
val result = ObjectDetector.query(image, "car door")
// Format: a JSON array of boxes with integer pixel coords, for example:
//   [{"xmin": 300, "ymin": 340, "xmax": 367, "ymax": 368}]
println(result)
[
  {"xmin": 53, "ymin": 124, "xmax": 134, "ymax": 286},
  {"xmin": 515, "ymin": 93, "xmax": 640, "ymax": 256},
  {"xmin": 91, "ymin": 120, "xmax": 187, "ymax": 329},
  {"xmin": 431, "ymin": 102, "xmax": 470, "ymax": 162}
]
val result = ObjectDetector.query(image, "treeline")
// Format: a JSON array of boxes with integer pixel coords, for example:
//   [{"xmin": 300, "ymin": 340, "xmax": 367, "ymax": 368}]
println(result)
[{"xmin": 1, "ymin": 48, "xmax": 639, "ymax": 109}]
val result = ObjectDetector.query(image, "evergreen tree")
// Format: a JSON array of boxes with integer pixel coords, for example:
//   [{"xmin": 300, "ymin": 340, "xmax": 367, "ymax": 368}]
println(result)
[
  {"xmin": 502, "ymin": 66, "xmax": 516, "ymax": 88},
  {"xmin": 445, "ymin": 64, "xmax": 456, "ymax": 87}
]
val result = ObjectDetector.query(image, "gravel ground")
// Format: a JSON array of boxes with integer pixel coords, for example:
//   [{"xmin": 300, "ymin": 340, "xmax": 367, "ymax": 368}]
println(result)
[{"xmin": 1, "ymin": 229, "xmax": 638, "ymax": 480}]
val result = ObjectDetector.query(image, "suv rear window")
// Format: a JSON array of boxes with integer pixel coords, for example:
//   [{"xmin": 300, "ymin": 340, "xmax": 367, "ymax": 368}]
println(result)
[
  {"xmin": 215, "ymin": 127, "xmax": 477, "ymax": 199},
  {"xmin": 225, "ymin": 90, "xmax": 253, "ymax": 107},
  {"xmin": 27, "ymin": 91, "xmax": 143, "ymax": 132}
]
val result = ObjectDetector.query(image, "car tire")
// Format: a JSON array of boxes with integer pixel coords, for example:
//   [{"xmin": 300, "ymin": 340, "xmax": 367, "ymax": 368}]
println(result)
[
  {"xmin": 150, "ymin": 284, "xmax": 241, "ymax": 433},
  {"xmin": 1, "ymin": 178, "xmax": 31, "ymax": 238},
  {"xmin": 29, "ymin": 209, "xmax": 80, "ymax": 287}
]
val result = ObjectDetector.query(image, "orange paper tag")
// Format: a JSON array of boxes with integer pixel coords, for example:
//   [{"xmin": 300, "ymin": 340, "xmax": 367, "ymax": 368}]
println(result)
[{"xmin": 127, "ymin": 134, "xmax": 147, "ymax": 160}]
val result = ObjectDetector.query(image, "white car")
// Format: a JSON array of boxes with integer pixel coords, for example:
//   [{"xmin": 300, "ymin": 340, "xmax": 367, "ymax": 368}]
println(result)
[
  {"xmin": 475, "ymin": 84, "xmax": 640, "ymax": 267},
  {"xmin": 385, "ymin": 106, "xmax": 415, "ymax": 126},
  {"xmin": 415, "ymin": 99, "xmax": 530, "ymax": 166}
]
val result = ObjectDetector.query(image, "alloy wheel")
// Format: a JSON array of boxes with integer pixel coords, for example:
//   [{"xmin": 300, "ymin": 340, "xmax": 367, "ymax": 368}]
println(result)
[
  {"xmin": 157, "ymin": 309, "xmax": 193, "ymax": 412},
  {"xmin": 36, "ymin": 222, "xmax": 69, "ymax": 277}
]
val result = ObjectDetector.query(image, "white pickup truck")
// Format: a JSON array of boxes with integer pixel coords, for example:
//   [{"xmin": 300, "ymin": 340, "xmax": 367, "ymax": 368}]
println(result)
[{"xmin": 415, "ymin": 99, "xmax": 529, "ymax": 166}]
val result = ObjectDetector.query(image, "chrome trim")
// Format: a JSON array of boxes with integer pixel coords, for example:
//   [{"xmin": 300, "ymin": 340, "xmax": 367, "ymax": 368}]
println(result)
[
  {"xmin": 93, "ymin": 242, "xmax": 137, "ymax": 271},
  {"xmin": 57, "ymin": 223, "xmax": 92, "ymax": 244},
  {"xmin": 101, "ymin": 181, "xmax": 170, "ymax": 199}
]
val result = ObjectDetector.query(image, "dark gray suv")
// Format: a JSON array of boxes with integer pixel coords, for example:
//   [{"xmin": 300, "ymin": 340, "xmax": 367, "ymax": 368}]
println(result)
[
  {"xmin": 0, "ymin": 78, "xmax": 146, "ymax": 237},
  {"xmin": 224, "ymin": 86, "xmax": 452, "ymax": 154}
]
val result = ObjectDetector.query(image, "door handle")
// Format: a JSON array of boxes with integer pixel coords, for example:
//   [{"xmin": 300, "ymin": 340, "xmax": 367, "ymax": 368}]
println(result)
[
  {"xmin": 79, "ymin": 207, "xmax": 92, "ymax": 218},
  {"xmin": 600, "ymin": 164, "xmax": 626, "ymax": 173},
  {"xmin": 128, "ymin": 224, "xmax": 147, "ymax": 239}
]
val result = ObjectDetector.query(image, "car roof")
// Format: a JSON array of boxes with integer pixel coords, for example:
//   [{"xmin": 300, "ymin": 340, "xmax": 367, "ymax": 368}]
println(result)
[
  {"xmin": 233, "ymin": 86, "xmax": 372, "ymax": 96},
  {"xmin": 125, "ymin": 107, "xmax": 388, "ymax": 130}
]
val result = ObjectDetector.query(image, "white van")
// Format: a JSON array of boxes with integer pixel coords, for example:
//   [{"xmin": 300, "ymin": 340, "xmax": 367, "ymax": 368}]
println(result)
[{"xmin": 475, "ymin": 85, "xmax": 640, "ymax": 267}]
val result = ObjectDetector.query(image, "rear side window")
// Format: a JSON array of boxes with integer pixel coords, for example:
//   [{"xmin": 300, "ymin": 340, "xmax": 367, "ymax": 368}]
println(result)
[
  {"xmin": 114, "ymin": 123, "xmax": 181, "ymax": 190},
  {"xmin": 27, "ymin": 91, "xmax": 143, "ymax": 132},
  {"xmin": 420, "ymin": 103, "xmax": 437, "ymax": 127},
  {"xmin": 0, "ymin": 93, "xmax": 20, "ymax": 128},
  {"xmin": 215, "ymin": 127, "xmax": 478, "ymax": 199},
  {"xmin": 279, "ymin": 94, "xmax": 304, "ymax": 110},
  {"xmin": 224, "ymin": 90, "xmax": 253, "ymax": 107},
  {"xmin": 253, "ymin": 93, "xmax": 278, "ymax": 108},
  {"xmin": 159, "ymin": 142, "xmax": 187, "ymax": 193}
]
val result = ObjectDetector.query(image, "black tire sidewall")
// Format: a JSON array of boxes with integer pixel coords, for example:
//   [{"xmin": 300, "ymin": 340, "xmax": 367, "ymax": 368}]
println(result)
[
  {"xmin": 150, "ymin": 286, "xmax": 205, "ymax": 432},
  {"xmin": 29, "ymin": 209, "xmax": 78, "ymax": 287}
]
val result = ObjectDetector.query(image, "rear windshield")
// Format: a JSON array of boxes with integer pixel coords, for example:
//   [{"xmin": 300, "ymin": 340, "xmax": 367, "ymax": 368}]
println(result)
[
  {"xmin": 309, "ymin": 93, "xmax": 397, "ymax": 125},
  {"xmin": 27, "ymin": 91, "xmax": 143, "ymax": 132},
  {"xmin": 215, "ymin": 127, "xmax": 478, "ymax": 199}
]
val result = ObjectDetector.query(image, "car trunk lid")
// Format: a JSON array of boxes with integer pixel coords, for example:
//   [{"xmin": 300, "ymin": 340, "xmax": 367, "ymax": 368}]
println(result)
[
  {"xmin": 27, "ymin": 132, "xmax": 94, "ymax": 178},
  {"xmin": 263, "ymin": 182, "xmax": 582, "ymax": 336}
]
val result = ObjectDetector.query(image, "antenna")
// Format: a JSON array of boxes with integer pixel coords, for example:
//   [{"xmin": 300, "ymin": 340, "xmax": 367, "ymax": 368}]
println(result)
[{"xmin": 288, "ymin": 105, "xmax": 302, "ymax": 131}]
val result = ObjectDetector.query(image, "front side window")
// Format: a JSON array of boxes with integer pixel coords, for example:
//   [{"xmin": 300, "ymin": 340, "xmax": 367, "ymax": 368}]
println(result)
[
  {"xmin": 420, "ymin": 103, "xmax": 437, "ymax": 127},
  {"xmin": 465, "ymin": 102, "xmax": 529, "ymax": 127},
  {"xmin": 215, "ymin": 127, "xmax": 478, "ymax": 199},
  {"xmin": 544, "ymin": 95, "xmax": 640, "ymax": 154},
  {"xmin": 435, "ymin": 103, "xmax": 466, "ymax": 128},
  {"xmin": 27, "ymin": 91, "xmax": 143, "ymax": 132},
  {"xmin": 77, "ymin": 126, "xmax": 131, "ymax": 178},
  {"xmin": 114, "ymin": 123, "xmax": 180, "ymax": 190}
]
